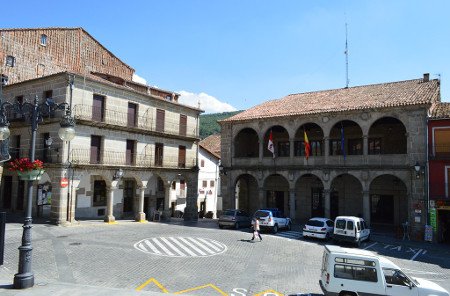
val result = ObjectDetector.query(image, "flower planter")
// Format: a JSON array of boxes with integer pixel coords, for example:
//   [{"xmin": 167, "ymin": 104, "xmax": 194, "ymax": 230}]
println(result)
[{"xmin": 17, "ymin": 169, "xmax": 45, "ymax": 181}]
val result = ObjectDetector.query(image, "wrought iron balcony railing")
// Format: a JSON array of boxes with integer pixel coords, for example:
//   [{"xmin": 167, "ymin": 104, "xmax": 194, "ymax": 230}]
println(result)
[
  {"xmin": 73, "ymin": 104, "xmax": 197, "ymax": 138},
  {"xmin": 71, "ymin": 148, "xmax": 196, "ymax": 169}
]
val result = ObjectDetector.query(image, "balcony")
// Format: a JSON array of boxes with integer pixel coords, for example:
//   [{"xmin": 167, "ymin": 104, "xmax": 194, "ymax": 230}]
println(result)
[
  {"xmin": 9, "ymin": 146, "xmax": 62, "ymax": 164},
  {"xmin": 71, "ymin": 148, "xmax": 196, "ymax": 169},
  {"xmin": 73, "ymin": 104, "xmax": 197, "ymax": 138}
]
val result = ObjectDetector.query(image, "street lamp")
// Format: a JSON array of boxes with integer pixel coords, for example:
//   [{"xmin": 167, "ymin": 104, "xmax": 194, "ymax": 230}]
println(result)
[
  {"xmin": 414, "ymin": 161, "xmax": 422, "ymax": 179},
  {"xmin": 0, "ymin": 95, "xmax": 75, "ymax": 289}
]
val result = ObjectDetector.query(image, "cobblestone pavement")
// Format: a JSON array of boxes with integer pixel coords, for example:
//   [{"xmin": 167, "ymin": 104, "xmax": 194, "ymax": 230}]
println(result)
[{"xmin": 1, "ymin": 218, "xmax": 449, "ymax": 295}]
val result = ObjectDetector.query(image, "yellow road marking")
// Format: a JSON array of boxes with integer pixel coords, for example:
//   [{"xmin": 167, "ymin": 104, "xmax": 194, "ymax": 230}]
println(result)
[
  {"xmin": 254, "ymin": 289, "xmax": 284, "ymax": 296},
  {"xmin": 136, "ymin": 277, "xmax": 169, "ymax": 293},
  {"xmin": 174, "ymin": 283, "xmax": 228, "ymax": 295}
]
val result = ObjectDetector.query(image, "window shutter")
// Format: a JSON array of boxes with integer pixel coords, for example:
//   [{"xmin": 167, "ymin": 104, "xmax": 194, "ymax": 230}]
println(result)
[{"xmin": 156, "ymin": 109, "xmax": 165, "ymax": 132}]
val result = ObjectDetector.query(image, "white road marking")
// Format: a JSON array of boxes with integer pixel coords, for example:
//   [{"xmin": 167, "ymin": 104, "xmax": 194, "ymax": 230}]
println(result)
[
  {"xmin": 160, "ymin": 237, "xmax": 186, "ymax": 257},
  {"xmin": 410, "ymin": 249, "xmax": 423, "ymax": 261},
  {"xmin": 144, "ymin": 240, "xmax": 162, "ymax": 255},
  {"xmin": 152, "ymin": 238, "xmax": 175, "ymax": 256},
  {"xmin": 363, "ymin": 242, "xmax": 377, "ymax": 250},
  {"xmin": 179, "ymin": 237, "xmax": 207, "ymax": 256},
  {"xmin": 134, "ymin": 237, "xmax": 227, "ymax": 257},
  {"xmin": 188, "ymin": 237, "xmax": 216, "ymax": 255},
  {"xmin": 169, "ymin": 237, "xmax": 198, "ymax": 257}
]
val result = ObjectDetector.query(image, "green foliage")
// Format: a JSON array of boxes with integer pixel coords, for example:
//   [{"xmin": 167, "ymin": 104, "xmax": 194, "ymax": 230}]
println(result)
[{"xmin": 199, "ymin": 111, "xmax": 242, "ymax": 139}]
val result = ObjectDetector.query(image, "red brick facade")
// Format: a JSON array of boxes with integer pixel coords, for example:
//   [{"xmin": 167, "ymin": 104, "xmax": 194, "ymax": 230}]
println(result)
[{"xmin": 0, "ymin": 28, "xmax": 134, "ymax": 84}]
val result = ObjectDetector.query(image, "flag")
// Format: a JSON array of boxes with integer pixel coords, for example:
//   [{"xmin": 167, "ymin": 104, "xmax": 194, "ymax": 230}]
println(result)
[
  {"xmin": 341, "ymin": 125, "xmax": 346, "ymax": 160},
  {"xmin": 304, "ymin": 131, "xmax": 311, "ymax": 160},
  {"xmin": 267, "ymin": 130, "xmax": 275, "ymax": 158}
]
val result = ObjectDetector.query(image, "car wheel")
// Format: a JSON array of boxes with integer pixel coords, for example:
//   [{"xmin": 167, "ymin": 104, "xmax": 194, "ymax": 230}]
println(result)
[
  {"xmin": 219, "ymin": 225, "xmax": 224, "ymax": 229},
  {"xmin": 356, "ymin": 239, "xmax": 362, "ymax": 248},
  {"xmin": 235, "ymin": 222, "xmax": 240, "ymax": 229},
  {"xmin": 340, "ymin": 292, "xmax": 356, "ymax": 296},
  {"xmin": 286, "ymin": 222, "xmax": 291, "ymax": 231},
  {"xmin": 272, "ymin": 224, "xmax": 278, "ymax": 234}
]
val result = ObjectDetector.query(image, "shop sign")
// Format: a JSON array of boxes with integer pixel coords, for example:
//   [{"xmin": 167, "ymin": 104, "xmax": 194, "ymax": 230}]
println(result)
[{"xmin": 429, "ymin": 208, "xmax": 437, "ymax": 231}]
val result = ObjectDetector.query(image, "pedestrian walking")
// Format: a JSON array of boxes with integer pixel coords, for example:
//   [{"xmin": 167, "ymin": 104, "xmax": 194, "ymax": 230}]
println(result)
[{"xmin": 251, "ymin": 218, "xmax": 262, "ymax": 241}]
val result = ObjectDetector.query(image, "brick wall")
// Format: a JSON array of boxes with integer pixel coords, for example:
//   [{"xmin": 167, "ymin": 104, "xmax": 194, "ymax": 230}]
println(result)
[{"xmin": 0, "ymin": 28, "xmax": 134, "ymax": 84}]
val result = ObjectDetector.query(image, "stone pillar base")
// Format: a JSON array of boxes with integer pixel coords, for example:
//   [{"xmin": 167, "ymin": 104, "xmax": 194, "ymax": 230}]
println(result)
[
  {"xmin": 135, "ymin": 212, "xmax": 147, "ymax": 222},
  {"xmin": 104, "ymin": 215, "xmax": 116, "ymax": 224}
]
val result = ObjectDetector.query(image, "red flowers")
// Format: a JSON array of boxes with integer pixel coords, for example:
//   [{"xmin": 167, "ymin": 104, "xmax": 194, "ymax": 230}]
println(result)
[{"xmin": 8, "ymin": 158, "xmax": 44, "ymax": 172}]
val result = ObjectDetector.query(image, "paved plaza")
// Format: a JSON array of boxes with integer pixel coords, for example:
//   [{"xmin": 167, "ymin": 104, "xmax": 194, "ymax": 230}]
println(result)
[{"xmin": 1, "ymin": 217, "xmax": 450, "ymax": 295}]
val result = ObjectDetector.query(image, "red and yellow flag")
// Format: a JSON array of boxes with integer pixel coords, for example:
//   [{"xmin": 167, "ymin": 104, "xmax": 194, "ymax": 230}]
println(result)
[{"xmin": 304, "ymin": 131, "xmax": 311, "ymax": 160}]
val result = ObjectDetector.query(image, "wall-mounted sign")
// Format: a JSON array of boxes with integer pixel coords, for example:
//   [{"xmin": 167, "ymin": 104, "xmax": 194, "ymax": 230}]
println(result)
[{"xmin": 60, "ymin": 178, "xmax": 69, "ymax": 188}]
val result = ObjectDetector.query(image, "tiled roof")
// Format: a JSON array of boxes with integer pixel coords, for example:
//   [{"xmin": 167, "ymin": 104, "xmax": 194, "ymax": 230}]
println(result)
[
  {"xmin": 199, "ymin": 134, "xmax": 221, "ymax": 158},
  {"xmin": 222, "ymin": 78, "xmax": 440, "ymax": 122},
  {"xmin": 429, "ymin": 102, "xmax": 450, "ymax": 119}
]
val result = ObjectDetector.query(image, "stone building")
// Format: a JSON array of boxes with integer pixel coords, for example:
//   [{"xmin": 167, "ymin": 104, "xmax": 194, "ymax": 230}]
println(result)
[
  {"xmin": 219, "ymin": 74, "xmax": 440, "ymax": 238},
  {"xmin": 0, "ymin": 28, "xmax": 202, "ymax": 224}
]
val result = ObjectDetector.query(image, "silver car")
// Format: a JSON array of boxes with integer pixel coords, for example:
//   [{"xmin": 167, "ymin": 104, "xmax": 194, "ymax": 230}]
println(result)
[
  {"xmin": 218, "ymin": 209, "xmax": 252, "ymax": 229},
  {"xmin": 303, "ymin": 217, "xmax": 334, "ymax": 240}
]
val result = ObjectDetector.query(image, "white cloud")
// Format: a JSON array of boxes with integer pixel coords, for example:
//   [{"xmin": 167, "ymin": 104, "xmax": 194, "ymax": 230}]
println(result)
[{"xmin": 178, "ymin": 91, "xmax": 237, "ymax": 114}]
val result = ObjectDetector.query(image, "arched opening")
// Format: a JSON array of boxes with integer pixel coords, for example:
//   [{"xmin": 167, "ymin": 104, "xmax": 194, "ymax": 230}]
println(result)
[
  {"xmin": 122, "ymin": 179, "xmax": 136, "ymax": 218},
  {"xmin": 234, "ymin": 128, "xmax": 259, "ymax": 158},
  {"xmin": 295, "ymin": 174, "xmax": 324, "ymax": 222},
  {"xmin": 368, "ymin": 117, "xmax": 407, "ymax": 154},
  {"xmin": 369, "ymin": 175, "xmax": 407, "ymax": 227},
  {"xmin": 263, "ymin": 126, "xmax": 289, "ymax": 157},
  {"xmin": 264, "ymin": 174, "xmax": 289, "ymax": 215},
  {"xmin": 295, "ymin": 123, "xmax": 324, "ymax": 157},
  {"xmin": 329, "ymin": 120, "xmax": 363, "ymax": 156},
  {"xmin": 144, "ymin": 175, "xmax": 167, "ymax": 220},
  {"xmin": 234, "ymin": 174, "xmax": 259, "ymax": 215},
  {"xmin": 330, "ymin": 174, "xmax": 363, "ymax": 220}
]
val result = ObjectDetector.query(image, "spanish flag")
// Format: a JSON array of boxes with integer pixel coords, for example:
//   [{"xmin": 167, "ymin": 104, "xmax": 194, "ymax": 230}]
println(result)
[{"xmin": 304, "ymin": 131, "xmax": 311, "ymax": 160}]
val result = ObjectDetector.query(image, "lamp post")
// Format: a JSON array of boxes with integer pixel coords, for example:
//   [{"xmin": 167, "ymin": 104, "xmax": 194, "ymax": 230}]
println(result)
[{"xmin": 0, "ymin": 95, "xmax": 75, "ymax": 289}]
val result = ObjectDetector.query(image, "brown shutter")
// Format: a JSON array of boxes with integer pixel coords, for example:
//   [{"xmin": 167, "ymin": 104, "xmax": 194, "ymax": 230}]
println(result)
[
  {"xmin": 127, "ymin": 103, "xmax": 137, "ymax": 127},
  {"xmin": 93, "ymin": 95, "xmax": 105, "ymax": 122},
  {"xmin": 155, "ymin": 143, "xmax": 163, "ymax": 166},
  {"xmin": 156, "ymin": 109, "xmax": 165, "ymax": 132},
  {"xmin": 179, "ymin": 114, "xmax": 187, "ymax": 136},
  {"xmin": 126, "ymin": 140, "xmax": 134, "ymax": 165},
  {"xmin": 90, "ymin": 136, "xmax": 101, "ymax": 164},
  {"xmin": 178, "ymin": 145, "xmax": 186, "ymax": 168}
]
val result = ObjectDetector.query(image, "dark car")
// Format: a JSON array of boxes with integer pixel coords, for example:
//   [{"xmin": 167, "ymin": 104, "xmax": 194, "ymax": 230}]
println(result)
[{"xmin": 218, "ymin": 209, "xmax": 252, "ymax": 229}]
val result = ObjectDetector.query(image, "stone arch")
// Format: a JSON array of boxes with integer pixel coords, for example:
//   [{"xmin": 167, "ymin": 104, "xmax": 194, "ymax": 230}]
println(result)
[
  {"xmin": 368, "ymin": 117, "xmax": 407, "ymax": 154},
  {"xmin": 234, "ymin": 174, "xmax": 259, "ymax": 215},
  {"xmin": 295, "ymin": 173, "xmax": 324, "ymax": 222},
  {"xmin": 263, "ymin": 125, "xmax": 290, "ymax": 157},
  {"xmin": 263, "ymin": 174, "xmax": 290, "ymax": 215},
  {"xmin": 329, "ymin": 174, "xmax": 363, "ymax": 219},
  {"xmin": 369, "ymin": 174, "xmax": 408, "ymax": 227},
  {"xmin": 234, "ymin": 127, "xmax": 259, "ymax": 158},
  {"xmin": 295, "ymin": 123, "xmax": 324, "ymax": 157},
  {"xmin": 329, "ymin": 120, "xmax": 363, "ymax": 156}
]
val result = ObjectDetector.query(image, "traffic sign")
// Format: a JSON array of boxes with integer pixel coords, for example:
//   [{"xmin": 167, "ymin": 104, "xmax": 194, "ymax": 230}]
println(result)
[{"xmin": 60, "ymin": 178, "xmax": 69, "ymax": 188}]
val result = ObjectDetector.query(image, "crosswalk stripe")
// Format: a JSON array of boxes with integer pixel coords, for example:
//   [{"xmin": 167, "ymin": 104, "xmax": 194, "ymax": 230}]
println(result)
[
  {"xmin": 160, "ymin": 237, "xmax": 186, "ymax": 257},
  {"xmin": 144, "ymin": 240, "xmax": 162, "ymax": 255},
  {"xmin": 152, "ymin": 238, "xmax": 175, "ymax": 256},
  {"xmin": 169, "ymin": 237, "xmax": 198, "ymax": 257},
  {"xmin": 274, "ymin": 231, "xmax": 302, "ymax": 239},
  {"xmin": 179, "ymin": 237, "xmax": 207, "ymax": 256}
]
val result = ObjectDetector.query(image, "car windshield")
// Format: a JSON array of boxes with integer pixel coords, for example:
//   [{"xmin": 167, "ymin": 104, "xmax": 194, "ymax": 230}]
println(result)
[
  {"xmin": 222, "ymin": 210, "xmax": 236, "ymax": 216},
  {"xmin": 254, "ymin": 211, "xmax": 270, "ymax": 218},
  {"xmin": 306, "ymin": 220, "xmax": 324, "ymax": 227},
  {"xmin": 335, "ymin": 220, "xmax": 346, "ymax": 229}
]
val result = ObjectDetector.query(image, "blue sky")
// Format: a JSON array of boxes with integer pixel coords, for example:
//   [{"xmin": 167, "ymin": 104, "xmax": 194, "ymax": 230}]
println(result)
[{"xmin": 3, "ymin": 1, "xmax": 449, "ymax": 113}]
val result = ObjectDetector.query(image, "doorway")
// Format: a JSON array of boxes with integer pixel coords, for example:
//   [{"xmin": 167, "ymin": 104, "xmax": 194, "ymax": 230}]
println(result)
[
  {"xmin": 123, "ymin": 180, "xmax": 135, "ymax": 214},
  {"xmin": 1, "ymin": 176, "xmax": 12, "ymax": 209},
  {"xmin": 371, "ymin": 195, "xmax": 394, "ymax": 224},
  {"xmin": 311, "ymin": 188, "xmax": 324, "ymax": 217},
  {"xmin": 267, "ymin": 191, "xmax": 285, "ymax": 213},
  {"xmin": 330, "ymin": 190, "xmax": 339, "ymax": 220},
  {"xmin": 438, "ymin": 209, "xmax": 450, "ymax": 244}
]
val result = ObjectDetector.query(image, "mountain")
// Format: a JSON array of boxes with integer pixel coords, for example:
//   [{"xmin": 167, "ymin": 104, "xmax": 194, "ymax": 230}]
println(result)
[{"xmin": 199, "ymin": 111, "xmax": 242, "ymax": 139}]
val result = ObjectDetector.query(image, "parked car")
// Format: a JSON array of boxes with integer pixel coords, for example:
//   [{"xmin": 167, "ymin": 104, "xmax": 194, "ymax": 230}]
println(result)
[
  {"xmin": 218, "ymin": 209, "xmax": 252, "ymax": 229},
  {"xmin": 333, "ymin": 216, "xmax": 370, "ymax": 247},
  {"xmin": 253, "ymin": 208, "xmax": 291, "ymax": 233},
  {"xmin": 320, "ymin": 245, "xmax": 449, "ymax": 296},
  {"xmin": 302, "ymin": 217, "xmax": 334, "ymax": 240}
]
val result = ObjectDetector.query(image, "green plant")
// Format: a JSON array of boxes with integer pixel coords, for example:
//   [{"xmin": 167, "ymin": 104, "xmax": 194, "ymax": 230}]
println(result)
[{"xmin": 8, "ymin": 158, "xmax": 44, "ymax": 172}]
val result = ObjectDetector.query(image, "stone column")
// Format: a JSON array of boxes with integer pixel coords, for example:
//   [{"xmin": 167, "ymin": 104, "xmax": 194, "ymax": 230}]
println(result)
[
  {"xmin": 362, "ymin": 190, "xmax": 371, "ymax": 226},
  {"xmin": 289, "ymin": 138, "xmax": 294, "ymax": 161},
  {"xmin": 67, "ymin": 179, "xmax": 81, "ymax": 224},
  {"xmin": 104, "ymin": 180, "xmax": 119, "ymax": 223},
  {"xmin": 289, "ymin": 188, "xmax": 296, "ymax": 220},
  {"xmin": 135, "ymin": 184, "xmax": 147, "ymax": 222},
  {"xmin": 163, "ymin": 183, "xmax": 171, "ymax": 220},
  {"xmin": 363, "ymin": 135, "xmax": 368, "ymax": 156},
  {"xmin": 323, "ymin": 189, "xmax": 331, "ymax": 218},
  {"xmin": 258, "ymin": 187, "xmax": 265, "ymax": 209},
  {"xmin": 184, "ymin": 173, "xmax": 199, "ymax": 221},
  {"xmin": 324, "ymin": 136, "xmax": 329, "ymax": 165},
  {"xmin": 259, "ymin": 136, "xmax": 263, "ymax": 162}
]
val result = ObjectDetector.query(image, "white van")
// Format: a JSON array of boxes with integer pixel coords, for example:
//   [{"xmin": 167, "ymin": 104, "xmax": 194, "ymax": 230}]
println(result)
[
  {"xmin": 320, "ymin": 245, "xmax": 449, "ymax": 296},
  {"xmin": 333, "ymin": 216, "xmax": 370, "ymax": 247}
]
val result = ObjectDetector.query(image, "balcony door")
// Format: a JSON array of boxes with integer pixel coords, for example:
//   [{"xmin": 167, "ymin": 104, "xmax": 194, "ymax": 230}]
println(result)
[
  {"xmin": 92, "ymin": 95, "xmax": 105, "ymax": 122},
  {"xmin": 127, "ymin": 103, "xmax": 137, "ymax": 127},
  {"xmin": 126, "ymin": 140, "xmax": 135, "ymax": 165},
  {"xmin": 90, "ymin": 136, "xmax": 102, "ymax": 164}
]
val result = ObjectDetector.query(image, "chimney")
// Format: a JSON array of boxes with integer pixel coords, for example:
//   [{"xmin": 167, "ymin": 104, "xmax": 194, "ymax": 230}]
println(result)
[{"xmin": 423, "ymin": 73, "xmax": 430, "ymax": 82}]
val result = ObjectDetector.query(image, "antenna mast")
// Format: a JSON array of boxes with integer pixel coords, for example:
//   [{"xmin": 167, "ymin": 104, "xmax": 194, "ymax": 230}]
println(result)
[{"xmin": 345, "ymin": 23, "xmax": 349, "ymax": 88}]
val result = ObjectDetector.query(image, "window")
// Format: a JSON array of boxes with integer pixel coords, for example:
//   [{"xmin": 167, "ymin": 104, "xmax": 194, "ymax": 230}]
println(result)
[
  {"xmin": 200, "ymin": 159, "xmax": 205, "ymax": 167},
  {"xmin": 40, "ymin": 34, "xmax": 47, "ymax": 46},
  {"xmin": 6, "ymin": 55, "xmax": 15, "ymax": 67},
  {"xmin": 126, "ymin": 140, "xmax": 135, "ymax": 165},
  {"xmin": 92, "ymin": 94, "xmax": 105, "ymax": 122},
  {"xmin": 334, "ymin": 264, "xmax": 377, "ymax": 282},
  {"xmin": 127, "ymin": 103, "xmax": 137, "ymax": 127},
  {"xmin": 383, "ymin": 268, "xmax": 412, "ymax": 287},
  {"xmin": 43, "ymin": 90, "xmax": 55, "ymax": 117},
  {"xmin": 434, "ymin": 128, "xmax": 450, "ymax": 157},
  {"xmin": 346, "ymin": 221, "xmax": 354, "ymax": 230},
  {"xmin": 210, "ymin": 180, "xmax": 214, "ymax": 187},
  {"xmin": 156, "ymin": 109, "xmax": 165, "ymax": 132},
  {"xmin": 348, "ymin": 138, "xmax": 363, "ymax": 155},
  {"xmin": 155, "ymin": 143, "xmax": 163, "ymax": 167},
  {"xmin": 202, "ymin": 180, "xmax": 207, "ymax": 188},
  {"xmin": 178, "ymin": 145, "xmax": 186, "ymax": 168},
  {"xmin": 90, "ymin": 135, "xmax": 102, "ymax": 164},
  {"xmin": 295, "ymin": 140, "xmax": 323, "ymax": 156},
  {"xmin": 277, "ymin": 141, "xmax": 290, "ymax": 157},
  {"xmin": 179, "ymin": 114, "xmax": 187, "ymax": 136},
  {"xmin": 330, "ymin": 139, "xmax": 343, "ymax": 156},
  {"xmin": 369, "ymin": 138, "xmax": 381, "ymax": 154},
  {"xmin": 93, "ymin": 180, "xmax": 107, "ymax": 206}
]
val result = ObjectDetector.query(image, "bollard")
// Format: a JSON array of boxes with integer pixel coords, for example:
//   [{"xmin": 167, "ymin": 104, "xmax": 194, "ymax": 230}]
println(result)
[{"xmin": 0, "ymin": 212, "xmax": 5, "ymax": 265}]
